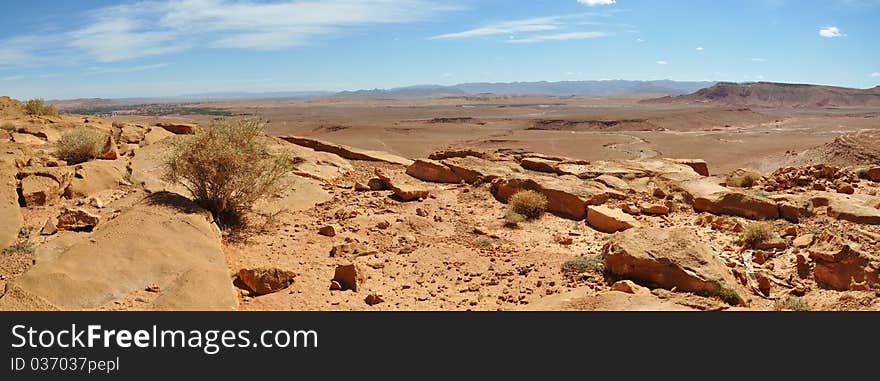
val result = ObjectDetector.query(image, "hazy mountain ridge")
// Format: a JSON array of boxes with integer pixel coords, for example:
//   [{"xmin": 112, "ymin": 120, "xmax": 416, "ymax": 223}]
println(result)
[{"xmin": 643, "ymin": 82, "xmax": 880, "ymax": 108}]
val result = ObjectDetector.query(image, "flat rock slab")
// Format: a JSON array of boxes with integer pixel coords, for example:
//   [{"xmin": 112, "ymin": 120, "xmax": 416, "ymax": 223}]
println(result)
[
  {"xmin": 280, "ymin": 136, "xmax": 413, "ymax": 166},
  {"xmin": 587, "ymin": 205, "xmax": 639, "ymax": 233},
  {"xmin": 0, "ymin": 162, "xmax": 22, "ymax": 249},
  {"xmin": 678, "ymin": 178, "xmax": 779, "ymax": 220},
  {"xmin": 0, "ymin": 192, "xmax": 237, "ymax": 311},
  {"xmin": 603, "ymin": 227, "xmax": 745, "ymax": 305},
  {"xmin": 491, "ymin": 174, "xmax": 611, "ymax": 220},
  {"xmin": 521, "ymin": 288, "xmax": 695, "ymax": 311},
  {"xmin": 376, "ymin": 169, "xmax": 431, "ymax": 201}
]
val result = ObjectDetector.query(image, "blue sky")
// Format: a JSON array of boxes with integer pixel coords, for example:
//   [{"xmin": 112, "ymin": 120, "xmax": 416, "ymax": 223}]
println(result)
[{"xmin": 0, "ymin": 0, "xmax": 878, "ymax": 99}]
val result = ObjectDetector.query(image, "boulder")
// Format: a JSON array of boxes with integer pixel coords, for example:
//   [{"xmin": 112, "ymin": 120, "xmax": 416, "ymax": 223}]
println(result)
[
  {"xmin": 491, "ymin": 175, "xmax": 609, "ymax": 220},
  {"xmin": 679, "ymin": 178, "xmax": 779, "ymax": 220},
  {"xmin": 826, "ymin": 195, "xmax": 880, "ymax": 225},
  {"xmin": 56, "ymin": 207, "xmax": 100, "ymax": 231},
  {"xmin": 142, "ymin": 127, "xmax": 174, "ymax": 146},
  {"xmin": 0, "ymin": 193, "xmax": 237, "ymax": 310},
  {"xmin": 375, "ymin": 169, "xmax": 430, "ymax": 201},
  {"xmin": 519, "ymin": 157, "xmax": 559, "ymax": 174},
  {"xmin": 603, "ymin": 227, "xmax": 744, "ymax": 305},
  {"xmin": 441, "ymin": 156, "xmax": 516, "ymax": 183},
  {"xmin": 808, "ymin": 234, "xmax": 879, "ymax": 291},
  {"xmin": 20, "ymin": 175, "xmax": 62, "ymax": 206},
  {"xmin": 610, "ymin": 280, "xmax": 651, "ymax": 295},
  {"xmin": 865, "ymin": 167, "xmax": 880, "ymax": 182},
  {"xmin": 595, "ymin": 175, "xmax": 630, "ymax": 191},
  {"xmin": 672, "ymin": 159, "xmax": 710, "ymax": 177},
  {"xmin": 155, "ymin": 122, "xmax": 199, "ymax": 135},
  {"xmin": 405, "ymin": 159, "xmax": 460, "ymax": 183},
  {"xmin": 367, "ymin": 178, "xmax": 386, "ymax": 190},
  {"xmin": 237, "ymin": 268, "xmax": 296, "ymax": 295},
  {"xmin": 586, "ymin": 205, "xmax": 639, "ymax": 233},
  {"xmin": 10, "ymin": 133, "xmax": 45, "ymax": 145},
  {"xmin": 0, "ymin": 162, "xmax": 22, "ymax": 250},
  {"xmin": 792, "ymin": 234, "xmax": 815, "ymax": 248},
  {"xmin": 66, "ymin": 160, "xmax": 127, "ymax": 198},
  {"xmin": 329, "ymin": 243, "xmax": 378, "ymax": 258},
  {"xmin": 279, "ymin": 136, "xmax": 413, "ymax": 166},
  {"xmin": 119, "ymin": 125, "xmax": 146, "ymax": 144},
  {"xmin": 98, "ymin": 134, "xmax": 118, "ymax": 160},
  {"xmin": 318, "ymin": 224, "xmax": 340, "ymax": 237},
  {"xmin": 332, "ymin": 264, "xmax": 365, "ymax": 292}
]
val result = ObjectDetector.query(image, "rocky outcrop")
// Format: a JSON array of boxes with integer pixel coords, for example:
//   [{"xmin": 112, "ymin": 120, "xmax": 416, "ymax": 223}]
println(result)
[
  {"xmin": 0, "ymin": 193, "xmax": 237, "ymax": 311},
  {"xmin": 826, "ymin": 195, "xmax": 880, "ymax": 225},
  {"xmin": 677, "ymin": 178, "xmax": 779, "ymax": 220},
  {"xmin": 866, "ymin": 167, "xmax": 880, "ymax": 182},
  {"xmin": 671, "ymin": 159, "xmax": 709, "ymax": 176},
  {"xmin": 237, "ymin": 268, "xmax": 296, "ymax": 295},
  {"xmin": 405, "ymin": 159, "xmax": 461, "ymax": 183},
  {"xmin": 66, "ymin": 160, "xmax": 127, "ymax": 198},
  {"xmin": 56, "ymin": 207, "xmax": 100, "ymax": 231},
  {"xmin": 0, "ymin": 162, "xmax": 22, "ymax": 249},
  {"xmin": 155, "ymin": 122, "xmax": 200, "ymax": 135},
  {"xmin": 808, "ymin": 233, "xmax": 879, "ymax": 291},
  {"xmin": 586, "ymin": 205, "xmax": 639, "ymax": 233},
  {"xmin": 280, "ymin": 136, "xmax": 413, "ymax": 166},
  {"xmin": 375, "ymin": 169, "xmax": 430, "ymax": 201},
  {"xmin": 441, "ymin": 156, "xmax": 516, "ymax": 183},
  {"xmin": 17, "ymin": 167, "xmax": 74, "ymax": 207},
  {"xmin": 603, "ymin": 227, "xmax": 744, "ymax": 305},
  {"xmin": 491, "ymin": 175, "xmax": 610, "ymax": 220}
]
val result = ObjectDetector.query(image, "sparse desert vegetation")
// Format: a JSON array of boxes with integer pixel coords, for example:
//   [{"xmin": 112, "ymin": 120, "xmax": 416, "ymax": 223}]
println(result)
[
  {"xmin": 54, "ymin": 127, "xmax": 107, "ymax": 164},
  {"xmin": 507, "ymin": 190, "xmax": 548, "ymax": 220},
  {"xmin": 25, "ymin": 98, "xmax": 58, "ymax": 116},
  {"xmin": 742, "ymin": 222, "xmax": 774, "ymax": 248}
]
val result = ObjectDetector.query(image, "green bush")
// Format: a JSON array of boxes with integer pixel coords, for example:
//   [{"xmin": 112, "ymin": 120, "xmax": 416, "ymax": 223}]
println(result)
[
  {"xmin": 508, "ymin": 190, "xmax": 548, "ymax": 220},
  {"xmin": 742, "ymin": 222, "xmax": 773, "ymax": 248},
  {"xmin": 25, "ymin": 99, "xmax": 58, "ymax": 116},
  {"xmin": 503, "ymin": 210, "xmax": 526, "ymax": 227},
  {"xmin": 774, "ymin": 296, "xmax": 809, "ymax": 311},
  {"xmin": 2, "ymin": 241, "xmax": 34, "ymax": 255},
  {"xmin": 163, "ymin": 118, "xmax": 291, "ymax": 228},
  {"xmin": 54, "ymin": 127, "xmax": 106, "ymax": 164},
  {"xmin": 562, "ymin": 255, "xmax": 604, "ymax": 276}
]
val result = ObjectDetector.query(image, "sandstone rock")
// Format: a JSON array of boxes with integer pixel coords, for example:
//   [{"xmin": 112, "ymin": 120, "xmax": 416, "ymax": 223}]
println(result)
[
  {"xmin": 586, "ymin": 205, "xmax": 639, "ymax": 233},
  {"xmin": 20, "ymin": 175, "xmax": 61, "ymax": 206},
  {"xmin": 808, "ymin": 233, "xmax": 879, "ymax": 291},
  {"xmin": 142, "ymin": 127, "xmax": 174, "ymax": 146},
  {"xmin": 10, "ymin": 133, "xmax": 45, "ymax": 145},
  {"xmin": 441, "ymin": 156, "xmax": 516, "ymax": 183},
  {"xmin": 66, "ymin": 160, "xmax": 127, "ymax": 198},
  {"xmin": 280, "ymin": 136, "xmax": 413, "ymax": 166},
  {"xmin": 836, "ymin": 183, "xmax": 855, "ymax": 194},
  {"xmin": 405, "ymin": 159, "xmax": 460, "ymax": 183},
  {"xmin": 679, "ymin": 178, "xmax": 779, "ymax": 220},
  {"xmin": 522, "ymin": 287, "xmax": 695, "ymax": 311},
  {"xmin": 866, "ymin": 167, "xmax": 880, "ymax": 182},
  {"xmin": 519, "ymin": 157, "xmax": 559, "ymax": 174},
  {"xmin": 640, "ymin": 204, "xmax": 670, "ymax": 215},
  {"xmin": 0, "ymin": 193, "xmax": 236, "ymax": 310},
  {"xmin": 491, "ymin": 175, "xmax": 609, "ymax": 220},
  {"xmin": 119, "ymin": 126, "xmax": 145, "ymax": 144},
  {"xmin": 332, "ymin": 264, "xmax": 364, "ymax": 292},
  {"xmin": 603, "ymin": 227, "xmax": 744, "ymax": 305},
  {"xmin": 0, "ymin": 163, "xmax": 22, "ymax": 250},
  {"xmin": 622, "ymin": 204, "xmax": 641, "ymax": 215},
  {"xmin": 56, "ymin": 207, "xmax": 100, "ymax": 231},
  {"xmin": 595, "ymin": 175, "xmax": 629, "ymax": 191},
  {"xmin": 155, "ymin": 122, "xmax": 199, "ymax": 135},
  {"xmin": 793, "ymin": 234, "xmax": 815, "ymax": 248},
  {"xmin": 98, "ymin": 134, "xmax": 117, "ymax": 160},
  {"xmin": 777, "ymin": 199, "xmax": 812, "ymax": 223},
  {"xmin": 237, "ymin": 268, "xmax": 296, "ymax": 295},
  {"xmin": 610, "ymin": 280, "xmax": 651, "ymax": 295},
  {"xmin": 318, "ymin": 224, "xmax": 340, "ymax": 237},
  {"xmin": 367, "ymin": 178, "xmax": 386, "ymax": 191},
  {"xmin": 40, "ymin": 218, "xmax": 57, "ymax": 236},
  {"xmin": 826, "ymin": 196, "xmax": 880, "ymax": 225},
  {"xmin": 375, "ymin": 169, "xmax": 430, "ymax": 201},
  {"xmin": 364, "ymin": 293, "xmax": 385, "ymax": 306},
  {"xmin": 672, "ymin": 159, "xmax": 709, "ymax": 176}
]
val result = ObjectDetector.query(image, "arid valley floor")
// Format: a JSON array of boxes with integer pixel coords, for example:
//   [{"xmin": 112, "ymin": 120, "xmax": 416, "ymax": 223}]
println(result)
[{"xmin": 2, "ymin": 87, "xmax": 879, "ymax": 311}]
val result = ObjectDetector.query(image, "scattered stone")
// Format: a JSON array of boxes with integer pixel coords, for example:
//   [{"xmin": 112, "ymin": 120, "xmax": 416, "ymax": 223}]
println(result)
[
  {"xmin": 330, "ymin": 243, "xmax": 377, "ymax": 257},
  {"xmin": 364, "ymin": 293, "xmax": 385, "ymax": 306},
  {"xmin": 622, "ymin": 204, "xmax": 641, "ymax": 215},
  {"xmin": 808, "ymin": 233, "xmax": 878, "ymax": 291},
  {"xmin": 155, "ymin": 122, "xmax": 200, "ymax": 135},
  {"xmin": 318, "ymin": 224, "xmax": 340, "ymax": 237},
  {"xmin": 145, "ymin": 285, "xmax": 161, "ymax": 293},
  {"xmin": 332, "ymin": 264, "xmax": 364, "ymax": 292},
  {"xmin": 40, "ymin": 218, "xmax": 57, "ymax": 236},
  {"xmin": 793, "ymin": 234, "xmax": 815, "ymax": 248},
  {"xmin": 586, "ymin": 205, "xmax": 639, "ymax": 233},
  {"xmin": 405, "ymin": 159, "xmax": 461, "ymax": 183},
  {"xmin": 367, "ymin": 178, "xmax": 386, "ymax": 191},
  {"xmin": 329, "ymin": 280, "xmax": 343, "ymax": 291},
  {"xmin": 836, "ymin": 183, "xmax": 855, "ymax": 194},
  {"xmin": 611, "ymin": 280, "xmax": 651, "ymax": 295},
  {"xmin": 640, "ymin": 204, "xmax": 670, "ymax": 215},
  {"xmin": 415, "ymin": 208, "xmax": 429, "ymax": 217},
  {"xmin": 56, "ymin": 207, "xmax": 100, "ymax": 231},
  {"xmin": 237, "ymin": 268, "xmax": 296, "ymax": 295}
]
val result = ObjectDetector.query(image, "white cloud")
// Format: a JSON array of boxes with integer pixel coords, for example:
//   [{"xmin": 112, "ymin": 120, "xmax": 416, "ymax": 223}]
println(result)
[
  {"xmin": 85, "ymin": 63, "xmax": 170, "ymax": 75},
  {"xmin": 696, "ymin": 46, "xmax": 704, "ymax": 51},
  {"xmin": 636, "ymin": 38, "xmax": 644, "ymax": 43},
  {"xmin": 656, "ymin": 60, "xmax": 668, "ymax": 65},
  {"xmin": 871, "ymin": 72, "xmax": 880, "ymax": 77},
  {"xmin": 2, "ymin": 75, "xmax": 24, "ymax": 81},
  {"xmin": 578, "ymin": 0, "xmax": 616, "ymax": 5},
  {"xmin": 431, "ymin": 16, "xmax": 563, "ymax": 39},
  {"xmin": 819, "ymin": 26, "xmax": 844, "ymax": 38},
  {"xmin": 63, "ymin": 0, "xmax": 454, "ymax": 62},
  {"xmin": 508, "ymin": 31, "xmax": 607, "ymax": 43},
  {"xmin": 750, "ymin": 57, "xmax": 767, "ymax": 62}
]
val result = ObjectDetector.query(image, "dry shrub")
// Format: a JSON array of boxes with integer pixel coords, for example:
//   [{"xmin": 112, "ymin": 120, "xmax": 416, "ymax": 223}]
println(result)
[
  {"xmin": 562, "ymin": 255, "xmax": 604, "ymax": 276},
  {"xmin": 503, "ymin": 210, "xmax": 526, "ymax": 227},
  {"xmin": 1, "ymin": 121, "xmax": 15, "ymax": 131},
  {"xmin": 742, "ymin": 222, "xmax": 773, "ymax": 248},
  {"xmin": 25, "ymin": 98, "xmax": 58, "ymax": 116},
  {"xmin": 774, "ymin": 296, "xmax": 809, "ymax": 311},
  {"xmin": 728, "ymin": 172, "xmax": 762, "ymax": 187},
  {"xmin": 508, "ymin": 190, "xmax": 548, "ymax": 220},
  {"xmin": 54, "ymin": 127, "xmax": 106, "ymax": 164},
  {"xmin": 163, "ymin": 118, "xmax": 291, "ymax": 229}
]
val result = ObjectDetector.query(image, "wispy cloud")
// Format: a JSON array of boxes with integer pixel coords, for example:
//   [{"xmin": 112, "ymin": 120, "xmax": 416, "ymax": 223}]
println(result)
[
  {"xmin": 656, "ymin": 60, "xmax": 668, "ymax": 65},
  {"xmin": 819, "ymin": 26, "xmax": 844, "ymax": 38},
  {"xmin": 430, "ymin": 16, "xmax": 563, "ymax": 39},
  {"xmin": 508, "ymin": 31, "xmax": 607, "ymax": 43},
  {"xmin": 696, "ymin": 46, "xmax": 704, "ymax": 51},
  {"xmin": 2, "ymin": 75, "xmax": 25, "ymax": 81},
  {"xmin": 750, "ymin": 57, "xmax": 767, "ymax": 62},
  {"xmin": 85, "ymin": 63, "xmax": 170, "ymax": 75},
  {"xmin": 578, "ymin": 0, "xmax": 616, "ymax": 5},
  {"xmin": 871, "ymin": 72, "xmax": 880, "ymax": 78}
]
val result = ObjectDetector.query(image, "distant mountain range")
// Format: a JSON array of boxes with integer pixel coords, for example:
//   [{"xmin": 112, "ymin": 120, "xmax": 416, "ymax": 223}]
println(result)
[
  {"xmin": 642, "ymin": 82, "xmax": 880, "ymax": 108},
  {"xmin": 335, "ymin": 80, "xmax": 715, "ymax": 99}
]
